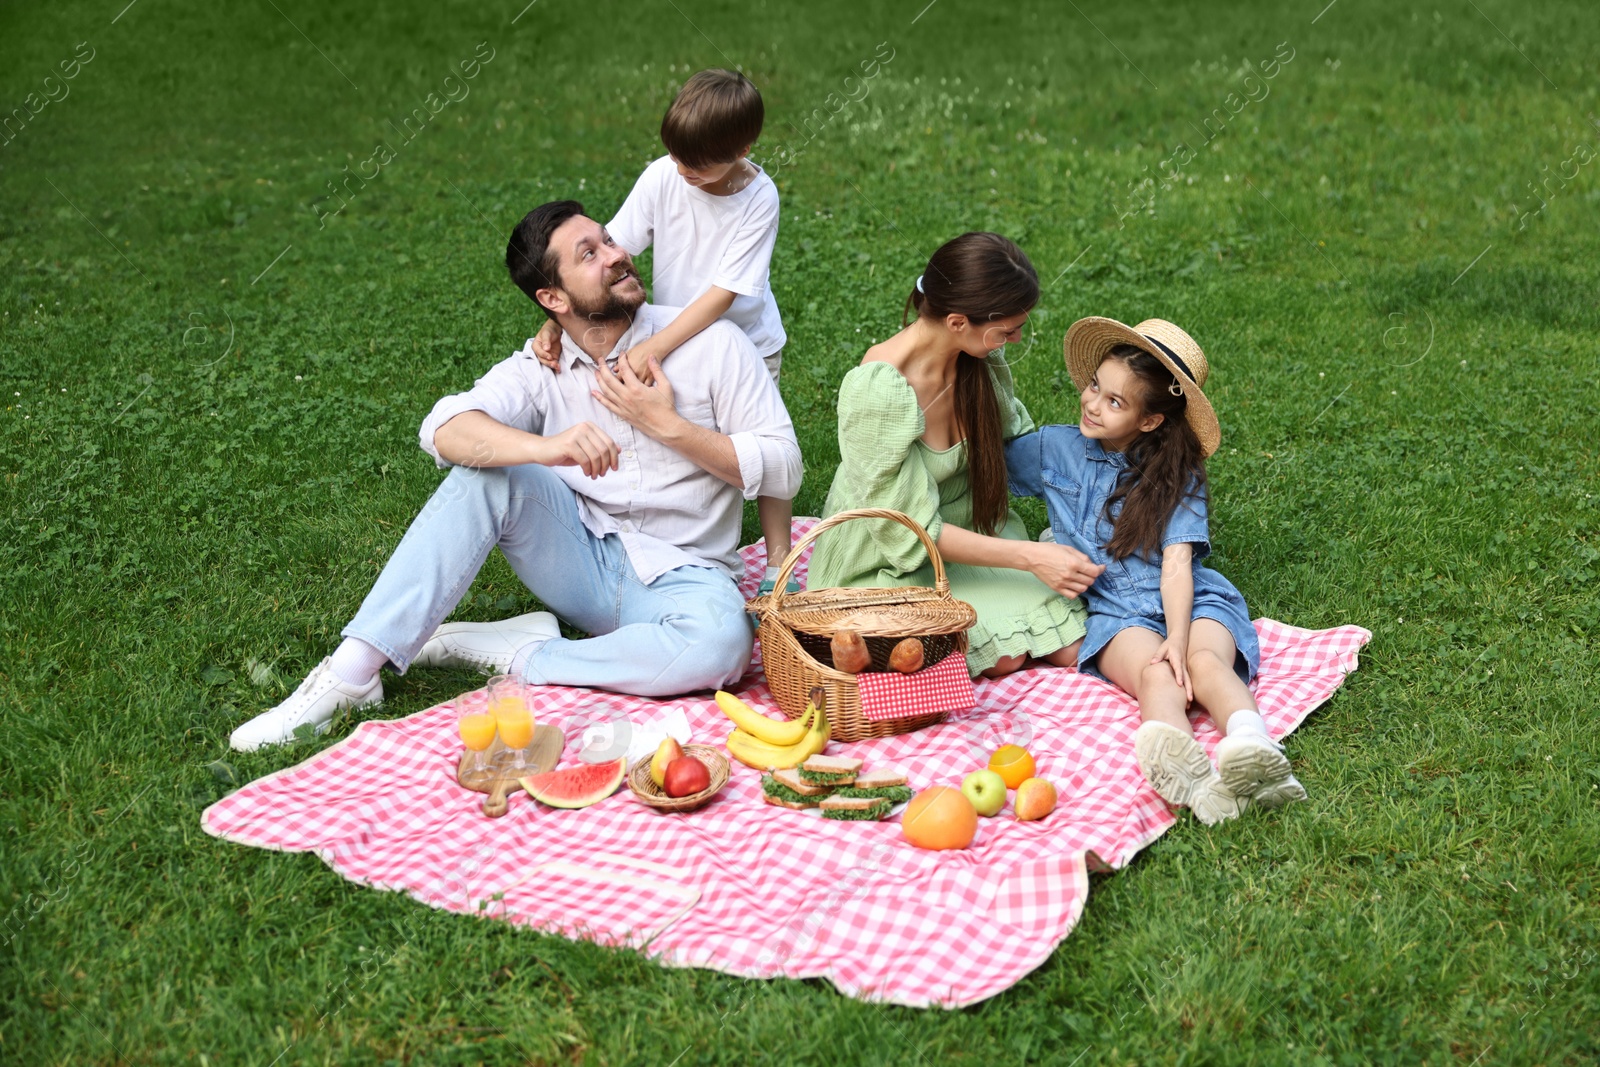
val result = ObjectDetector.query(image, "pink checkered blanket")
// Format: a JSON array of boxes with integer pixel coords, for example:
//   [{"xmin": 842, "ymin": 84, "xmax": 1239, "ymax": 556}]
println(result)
[{"xmin": 202, "ymin": 520, "xmax": 1370, "ymax": 1008}]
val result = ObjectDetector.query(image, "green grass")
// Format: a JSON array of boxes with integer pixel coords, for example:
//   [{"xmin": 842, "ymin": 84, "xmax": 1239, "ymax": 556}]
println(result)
[{"xmin": 3, "ymin": 0, "xmax": 1598, "ymax": 1062}]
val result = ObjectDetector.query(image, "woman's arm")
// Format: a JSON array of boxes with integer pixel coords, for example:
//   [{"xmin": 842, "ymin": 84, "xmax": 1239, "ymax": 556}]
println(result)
[
  {"xmin": 935, "ymin": 523, "xmax": 1103, "ymax": 597},
  {"xmin": 1152, "ymin": 542, "xmax": 1195, "ymax": 700}
]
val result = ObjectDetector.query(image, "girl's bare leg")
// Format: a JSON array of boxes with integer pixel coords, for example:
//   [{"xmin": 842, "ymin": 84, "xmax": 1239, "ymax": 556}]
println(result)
[
  {"xmin": 1185, "ymin": 618, "xmax": 1255, "ymax": 733},
  {"xmin": 1097, "ymin": 627, "xmax": 1190, "ymax": 733}
]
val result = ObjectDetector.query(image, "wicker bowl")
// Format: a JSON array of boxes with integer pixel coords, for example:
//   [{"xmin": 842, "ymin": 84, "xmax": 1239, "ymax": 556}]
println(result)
[{"xmin": 627, "ymin": 744, "xmax": 730, "ymax": 813}]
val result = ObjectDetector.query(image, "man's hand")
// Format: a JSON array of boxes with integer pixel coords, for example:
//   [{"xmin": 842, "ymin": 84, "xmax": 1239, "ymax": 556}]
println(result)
[
  {"xmin": 531, "ymin": 421, "xmax": 619, "ymax": 479},
  {"xmin": 1025, "ymin": 542, "xmax": 1105, "ymax": 598},
  {"xmin": 532, "ymin": 319, "xmax": 565, "ymax": 372},
  {"xmin": 592, "ymin": 354, "xmax": 677, "ymax": 439}
]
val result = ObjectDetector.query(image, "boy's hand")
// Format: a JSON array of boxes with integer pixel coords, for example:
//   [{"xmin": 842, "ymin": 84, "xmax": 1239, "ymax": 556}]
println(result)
[
  {"xmin": 532, "ymin": 319, "xmax": 564, "ymax": 372},
  {"xmin": 1151, "ymin": 638, "xmax": 1193, "ymax": 702},
  {"xmin": 621, "ymin": 337, "xmax": 666, "ymax": 384}
]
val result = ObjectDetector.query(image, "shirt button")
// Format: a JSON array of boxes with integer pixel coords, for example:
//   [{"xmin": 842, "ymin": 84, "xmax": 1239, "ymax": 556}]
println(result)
[
  {"xmin": 621, "ymin": 521, "xmax": 633, "ymax": 533},
  {"xmin": 623, "ymin": 449, "xmax": 635, "ymax": 460}
]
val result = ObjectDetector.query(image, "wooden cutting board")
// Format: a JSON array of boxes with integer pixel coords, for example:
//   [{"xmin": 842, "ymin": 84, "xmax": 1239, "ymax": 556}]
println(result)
[{"xmin": 456, "ymin": 725, "xmax": 565, "ymax": 817}]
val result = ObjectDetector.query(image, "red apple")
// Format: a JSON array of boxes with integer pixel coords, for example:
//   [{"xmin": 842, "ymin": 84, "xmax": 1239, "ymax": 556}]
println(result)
[{"xmin": 663, "ymin": 755, "xmax": 711, "ymax": 798}]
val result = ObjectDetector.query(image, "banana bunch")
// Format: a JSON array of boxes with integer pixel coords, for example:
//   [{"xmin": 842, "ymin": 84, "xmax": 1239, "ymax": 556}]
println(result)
[
  {"xmin": 715, "ymin": 689, "xmax": 812, "ymax": 745},
  {"xmin": 719, "ymin": 688, "xmax": 831, "ymax": 771}
]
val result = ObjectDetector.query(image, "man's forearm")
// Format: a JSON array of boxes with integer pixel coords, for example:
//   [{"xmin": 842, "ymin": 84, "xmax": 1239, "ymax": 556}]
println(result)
[
  {"xmin": 434, "ymin": 410, "xmax": 541, "ymax": 468},
  {"xmin": 655, "ymin": 416, "xmax": 744, "ymax": 488}
]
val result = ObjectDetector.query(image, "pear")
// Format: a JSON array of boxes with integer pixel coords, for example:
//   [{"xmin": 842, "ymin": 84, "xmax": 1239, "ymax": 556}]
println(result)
[{"xmin": 649, "ymin": 738, "xmax": 684, "ymax": 789}]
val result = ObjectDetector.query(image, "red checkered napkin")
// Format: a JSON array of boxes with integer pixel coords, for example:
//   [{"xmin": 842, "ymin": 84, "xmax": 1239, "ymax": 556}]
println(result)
[{"xmin": 855, "ymin": 650, "xmax": 976, "ymax": 722}]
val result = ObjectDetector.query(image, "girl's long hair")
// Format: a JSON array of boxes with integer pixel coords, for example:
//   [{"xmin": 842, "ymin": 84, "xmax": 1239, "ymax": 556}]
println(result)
[
  {"xmin": 1100, "ymin": 344, "xmax": 1209, "ymax": 560},
  {"xmin": 902, "ymin": 233, "xmax": 1039, "ymax": 536}
]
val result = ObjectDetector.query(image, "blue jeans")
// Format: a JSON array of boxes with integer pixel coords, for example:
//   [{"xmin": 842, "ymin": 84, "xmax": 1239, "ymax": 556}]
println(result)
[{"xmin": 343, "ymin": 464, "xmax": 752, "ymax": 697}]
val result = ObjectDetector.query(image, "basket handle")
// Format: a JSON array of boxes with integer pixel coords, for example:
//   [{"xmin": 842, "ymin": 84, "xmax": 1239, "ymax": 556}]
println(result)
[{"xmin": 768, "ymin": 507, "xmax": 951, "ymax": 613}]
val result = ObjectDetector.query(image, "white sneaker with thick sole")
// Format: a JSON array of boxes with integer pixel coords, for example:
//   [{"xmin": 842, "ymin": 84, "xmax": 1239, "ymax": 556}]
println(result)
[
  {"xmin": 1133, "ymin": 720, "xmax": 1247, "ymax": 825},
  {"xmin": 1215, "ymin": 731, "xmax": 1307, "ymax": 809},
  {"xmin": 230, "ymin": 658, "xmax": 382, "ymax": 752},
  {"xmin": 412, "ymin": 611, "xmax": 561, "ymax": 674}
]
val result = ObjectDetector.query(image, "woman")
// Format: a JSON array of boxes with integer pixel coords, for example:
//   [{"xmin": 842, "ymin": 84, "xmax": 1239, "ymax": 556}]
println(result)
[{"xmin": 807, "ymin": 233, "xmax": 1103, "ymax": 677}]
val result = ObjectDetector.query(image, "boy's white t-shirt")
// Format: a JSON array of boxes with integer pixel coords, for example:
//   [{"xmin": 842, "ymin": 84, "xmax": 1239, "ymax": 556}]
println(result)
[{"xmin": 607, "ymin": 155, "xmax": 786, "ymax": 359}]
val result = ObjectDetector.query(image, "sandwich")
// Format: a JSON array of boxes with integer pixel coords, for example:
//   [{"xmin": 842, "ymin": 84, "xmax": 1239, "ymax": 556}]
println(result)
[
  {"xmin": 834, "ymin": 765, "xmax": 911, "ymax": 804},
  {"xmin": 770, "ymin": 766, "xmax": 832, "ymax": 797},
  {"xmin": 797, "ymin": 754, "xmax": 862, "ymax": 788},
  {"xmin": 818, "ymin": 795, "xmax": 892, "ymax": 821},
  {"xmin": 761, "ymin": 773, "xmax": 823, "ymax": 810}
]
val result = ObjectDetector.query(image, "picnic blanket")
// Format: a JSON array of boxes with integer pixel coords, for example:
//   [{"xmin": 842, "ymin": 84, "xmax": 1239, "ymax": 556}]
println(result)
[{"xmin": 203, "ymin": 519, "xmax": 1370, "ymax": 1008}]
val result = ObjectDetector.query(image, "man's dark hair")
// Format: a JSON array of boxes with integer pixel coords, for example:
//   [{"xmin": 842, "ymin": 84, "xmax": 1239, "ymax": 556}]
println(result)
[
  {"xmin": 506, "ymin": 200, "xmax": 586, "ymax": 315},
  {"xmin": 660, "ymin": 69, "xmax": 763, "ymax": 168}
]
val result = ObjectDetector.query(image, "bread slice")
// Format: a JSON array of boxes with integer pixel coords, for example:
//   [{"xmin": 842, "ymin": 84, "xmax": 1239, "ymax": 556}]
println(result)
[
  {"xmin": 853, "ymin": 766, "xmax": 909, "ymax": 790},
  {"xmin": 763, "ymin": 793, "xmax": 817, "ymax": 811},
  {"xmin": 770, "ymin": 766, "xmax": 832, "ymax": 797},
  {"xmin": 819, "ymin": 795, "xmax": 892, "ymax": 821},
  {"xmin": 798, "ymin": 754, "xmax": 863, "ymax": 786}
]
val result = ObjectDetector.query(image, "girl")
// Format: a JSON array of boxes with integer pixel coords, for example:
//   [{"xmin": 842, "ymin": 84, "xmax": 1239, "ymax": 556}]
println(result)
[{"xmin": 1005, "ymin": 316, "xmax": 1305, "ymax": 823}]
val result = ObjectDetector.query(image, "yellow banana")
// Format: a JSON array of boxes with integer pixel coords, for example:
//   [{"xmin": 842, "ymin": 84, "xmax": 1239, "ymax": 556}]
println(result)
[
  {"xmin": 725, "ymin": 702, "xmax": 830, "ymax": 771},
  {"xmin": 714, "ymin": 689, "xmax": 813, "ymax": 746}
]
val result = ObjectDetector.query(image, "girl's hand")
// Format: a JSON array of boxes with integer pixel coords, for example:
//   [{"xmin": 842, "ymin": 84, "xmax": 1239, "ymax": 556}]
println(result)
[
  {"xmin": 1151, "ymin": 638, "xmax": 1192, "ymax": 702},
  {"xmin": 1025, "ymin": 542, "xmax": 1105, "ymax": 598},
  {"xmin": 532, "ymin": 319, "xmax": 564, "ymax": 372}
]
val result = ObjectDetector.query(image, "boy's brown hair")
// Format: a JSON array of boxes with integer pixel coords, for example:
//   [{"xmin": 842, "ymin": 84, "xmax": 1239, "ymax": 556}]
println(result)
[{"xmin": 660, "ymin": 69, "xmax": 763, "ymax": 168}]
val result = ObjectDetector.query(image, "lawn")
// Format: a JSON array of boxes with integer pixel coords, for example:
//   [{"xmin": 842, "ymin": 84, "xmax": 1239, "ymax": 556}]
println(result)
[{"xmin": 2, "ymin": 0, "xmax": 1598, "ymax": 1063}]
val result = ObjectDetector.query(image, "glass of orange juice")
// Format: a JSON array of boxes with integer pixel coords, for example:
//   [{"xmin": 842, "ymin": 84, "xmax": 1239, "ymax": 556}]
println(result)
[
  {"xmin": 487, "ymin": 674, "xmax": 535, "ymax": 773},
  {"xmin": 456, "ymin": 690, "xmax": 497, "ymax": 787}
]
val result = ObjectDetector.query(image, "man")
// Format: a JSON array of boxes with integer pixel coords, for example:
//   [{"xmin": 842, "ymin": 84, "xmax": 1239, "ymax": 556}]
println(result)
[{"xmin": 230, "ymin": 200, "xmax": 802, "ymax": 751}]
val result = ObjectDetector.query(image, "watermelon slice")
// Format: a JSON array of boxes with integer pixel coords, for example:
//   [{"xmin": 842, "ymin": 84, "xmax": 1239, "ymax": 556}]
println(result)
[{"xmin": 520, "ymin": 757, "xmax": 626, "ymax": 809}]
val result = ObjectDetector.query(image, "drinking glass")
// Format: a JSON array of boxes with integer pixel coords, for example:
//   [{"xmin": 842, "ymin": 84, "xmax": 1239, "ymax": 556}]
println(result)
[
  {"xmin": 488, "ymin": 674, "xmax": 535, "ymax": 773},
  {"xmin": 456, "ymin": 690, "xmax": 498, "ymax": 788}
]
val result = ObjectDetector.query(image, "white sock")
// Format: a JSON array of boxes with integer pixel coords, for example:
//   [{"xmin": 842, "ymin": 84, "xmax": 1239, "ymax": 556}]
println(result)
[
  {"xmin": 764, "ymin": 564, "xmax": 782, "ymax": 581},
  {"xmin": 1225, "ymin": 710, "xmax": 1268, "ymax": 738},
  {"xmin": 329, "ymin": 638, "xmax": 388, "ymax": 687}
]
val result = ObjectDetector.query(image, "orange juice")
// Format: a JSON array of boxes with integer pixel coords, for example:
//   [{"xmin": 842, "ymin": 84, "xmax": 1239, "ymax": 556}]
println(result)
[
  {"xmin": 458, "ymin": 713, "xmax": 497, "ymax": 751},
  {"xmin": 494, "ymin": 699, "xmax": 534, "ymax": 749}
]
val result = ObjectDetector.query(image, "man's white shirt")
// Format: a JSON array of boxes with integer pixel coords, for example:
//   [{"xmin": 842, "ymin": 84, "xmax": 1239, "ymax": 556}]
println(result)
[{"xmin": 419, "ymin": 304, "xmax": 801, "ymax": 584}]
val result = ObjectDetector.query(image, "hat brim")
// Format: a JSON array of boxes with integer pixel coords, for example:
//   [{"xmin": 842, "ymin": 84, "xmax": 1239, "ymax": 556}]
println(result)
[{"xmin": 1063, "ymin": 316, "xmax": 1221, "ymax": 457}]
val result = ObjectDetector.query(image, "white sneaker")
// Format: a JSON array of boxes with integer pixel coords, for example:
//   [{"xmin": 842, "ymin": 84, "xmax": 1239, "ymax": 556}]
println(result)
[
  {"xmin": 1187, "ymin": 773, "xmax": 1251, "ymax": 826},
  {"xmin": 412, "ymin": 611, "xmax": 560, "ymax": 673},
  {"xmin": 230, "ymin": 658, "xmax": 382, "ymax": 752},
  {"xmin": 1216, "ymin": 731, "xmax": 1307, "ymax": 809},
  {"xmin": 1133, "ymin": 720, "xmax": 1246, "ymax": 825}
]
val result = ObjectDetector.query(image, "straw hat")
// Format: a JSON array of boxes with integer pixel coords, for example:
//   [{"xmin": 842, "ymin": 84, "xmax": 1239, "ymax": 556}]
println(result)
[{"xmin": 1064, "ymin": 316, "xmax": 1221, "ymax": 457}]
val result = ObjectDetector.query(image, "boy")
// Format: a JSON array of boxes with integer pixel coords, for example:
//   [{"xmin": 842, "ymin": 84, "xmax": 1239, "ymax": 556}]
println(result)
[{"xmin": 534, "ymin": 68, "xmax": 796, "ymax": 591}]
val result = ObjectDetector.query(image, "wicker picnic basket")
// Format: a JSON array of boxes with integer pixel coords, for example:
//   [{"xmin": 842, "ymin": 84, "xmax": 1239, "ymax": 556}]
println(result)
[{"xmin": 747, "ymin": 508, "xmax": 977, "ymax": 742}]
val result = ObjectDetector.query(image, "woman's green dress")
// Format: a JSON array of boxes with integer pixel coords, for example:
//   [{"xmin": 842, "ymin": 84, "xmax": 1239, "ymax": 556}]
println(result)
[{"xmin": 806, "ymin": 358, "xmax": 1088, "ymax": 675}]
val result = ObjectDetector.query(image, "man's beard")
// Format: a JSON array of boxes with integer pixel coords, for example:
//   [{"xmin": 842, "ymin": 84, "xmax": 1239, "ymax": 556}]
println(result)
[{"xmin": 567, "ymin": 269, "xmax": 645, "ymax": 322}]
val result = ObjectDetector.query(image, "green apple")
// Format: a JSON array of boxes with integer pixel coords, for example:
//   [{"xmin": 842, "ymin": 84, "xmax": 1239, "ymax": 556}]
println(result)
[{"xmin": 961, "ymin": 769, "xmax": 1007, "ymax": 817}]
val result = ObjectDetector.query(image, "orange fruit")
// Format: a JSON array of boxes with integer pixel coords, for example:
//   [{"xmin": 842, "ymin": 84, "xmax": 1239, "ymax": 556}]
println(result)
[
  {"xmin": 988, "ymin": 745, "xmax": 1036, "ymax": 789},
  {"xmin": 902, "ymin": 786, "xmax": 978, "ymax": 851}
]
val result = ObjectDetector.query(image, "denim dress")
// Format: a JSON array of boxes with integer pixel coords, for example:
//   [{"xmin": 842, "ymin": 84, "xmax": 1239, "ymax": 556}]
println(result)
[{"xmin": 1005, "ymin": 425, "xmax": 1259, "ymax": 683}]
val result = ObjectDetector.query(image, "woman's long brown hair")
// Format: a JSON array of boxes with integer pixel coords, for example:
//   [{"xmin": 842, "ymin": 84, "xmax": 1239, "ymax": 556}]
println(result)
[
  {"xmin": 1100, "ymin": 344, "xmax": 1209, "ymax": 560},
  {"xmin": 902, "ymin": 233, "xmax": 1039, "ymax": 536}
]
